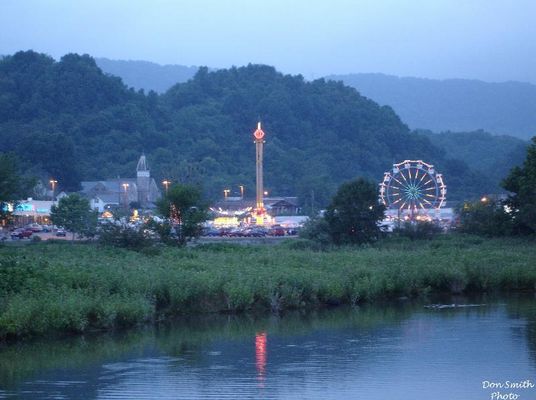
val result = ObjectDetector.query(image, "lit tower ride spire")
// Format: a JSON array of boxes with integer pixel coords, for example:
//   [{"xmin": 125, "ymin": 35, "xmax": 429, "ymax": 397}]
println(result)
[{"xmin": 253, "ymin": 122, "xmax": 265, "ymax": 212}]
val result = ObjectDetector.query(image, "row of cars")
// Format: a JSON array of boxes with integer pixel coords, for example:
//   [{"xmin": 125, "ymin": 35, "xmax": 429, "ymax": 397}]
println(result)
[
  {"xmin": 202, "ymin": 225, "xmax": 298, "ymax": 237},
  {"xmin": 4, "ymin": 224, "xmax": 67, "ymax": 240}
]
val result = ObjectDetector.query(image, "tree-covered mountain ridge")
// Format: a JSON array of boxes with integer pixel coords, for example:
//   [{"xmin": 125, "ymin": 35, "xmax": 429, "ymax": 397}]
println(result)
[
  {"xmin": 0, "ymin": 51, "xmax": 526, "ymax": 205},
  {"xmin": 328, "ymin": 73, "xmax": 536, "ymax": 140},
  {"xmin": 94, "ymin": 58, "xmax": 536, "ymax": 140}
]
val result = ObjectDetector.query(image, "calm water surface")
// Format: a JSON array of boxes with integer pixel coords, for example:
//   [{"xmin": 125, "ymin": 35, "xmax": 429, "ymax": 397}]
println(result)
[{"xmin": 1, "ymin": 296, "xmax": 535, "ymax": 400}]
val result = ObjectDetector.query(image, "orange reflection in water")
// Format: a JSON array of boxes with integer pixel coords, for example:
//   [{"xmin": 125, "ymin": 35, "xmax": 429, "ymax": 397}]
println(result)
[{"xmin": 255, "ymin": 332, "xmax": 267, "ymax": 385}]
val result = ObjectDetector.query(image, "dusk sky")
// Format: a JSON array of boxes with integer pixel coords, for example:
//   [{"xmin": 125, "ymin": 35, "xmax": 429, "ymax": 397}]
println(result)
[{"xmin": 1, "ymin": 0, "xmax": 535, "ymax": 83}]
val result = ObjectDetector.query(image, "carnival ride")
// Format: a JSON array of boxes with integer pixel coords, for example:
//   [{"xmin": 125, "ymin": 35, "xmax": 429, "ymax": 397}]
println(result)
[{"xmin": 379, "ymin": 160, "xmax": 447, "ymax": 220}]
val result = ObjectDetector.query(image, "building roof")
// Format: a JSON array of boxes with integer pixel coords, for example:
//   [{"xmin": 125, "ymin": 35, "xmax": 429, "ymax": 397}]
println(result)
[
  {"xmin": 211, "ymin": 197, "xmax": 299, "ymax": 212},
  {"xmin": 81, "ymin": 179, "xmax": 137, "ymax": 194}
]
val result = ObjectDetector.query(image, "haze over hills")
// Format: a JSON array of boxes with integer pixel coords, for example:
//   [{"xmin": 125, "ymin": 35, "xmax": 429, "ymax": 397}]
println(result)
[
  {"xmin": 95, "ymin": 58, "xmax": 198, "ymax": 94},
  {"xmin": 95, "ymin": 58, "xmax": 536, "ymax": 140},
  {"xmin": 419, "ymin": 129, "xmax": 528, "ymax": 190},
  {"xmin": 329, "ymin": 73, "xmax": 536, "ymax": 140},
  {"xmin": 0, "ymin": 50, "xmax": 509, "ymax": 205}
]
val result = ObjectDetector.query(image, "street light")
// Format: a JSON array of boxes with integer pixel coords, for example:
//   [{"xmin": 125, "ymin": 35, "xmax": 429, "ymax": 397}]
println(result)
[
  {"xmin": 162, "ymin": 180, "xmax": 171, "ymax": 195},
  {"xmin": 122, "ymin": 183, "xmax": 130, "ymax": 209},
  {"xmin": 481, "ymin": 196, "xmax": 488, "ymax": 203},
  {"xmin": 223, "ymin": 189, "xmax": 230, "ymax": 200},
  {"xmin": 49, "ymin": 179, "xmax": 58, "ymax": 201},
  {"xmin": 239, "ymin": 185, "xmax": 244, "ymax": 199}
]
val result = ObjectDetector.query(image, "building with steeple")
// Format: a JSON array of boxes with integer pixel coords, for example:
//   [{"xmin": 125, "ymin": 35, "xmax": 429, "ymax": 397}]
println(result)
[
  {"xmin": 80, "ymin": 154, "xmax": 161, "ymax": 211},
  {"xmin": 136, "ymin": 153, "xmax": 151, "ymax": 208}
]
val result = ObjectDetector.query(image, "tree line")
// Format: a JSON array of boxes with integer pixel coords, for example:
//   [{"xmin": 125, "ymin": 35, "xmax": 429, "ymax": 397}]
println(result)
[{"xmin": 0, "ymin": 51, "xmax": 510, "ymax": 208}]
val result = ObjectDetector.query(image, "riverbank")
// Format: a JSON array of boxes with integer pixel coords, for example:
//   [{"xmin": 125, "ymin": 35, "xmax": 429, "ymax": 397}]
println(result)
[{"xmin": 0, "ymin": 235, "xmax": 535, "ymax": 341}]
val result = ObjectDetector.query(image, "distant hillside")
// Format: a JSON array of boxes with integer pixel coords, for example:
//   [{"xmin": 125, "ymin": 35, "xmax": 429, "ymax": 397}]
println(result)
[
  {"xmin": 0, "ymin": 51, "xmax": 520, "ymax": 204},
  {"xmin": 96, "ymin": 58, "xmax": 197, "ymax": 93},
  {"xmin": 419, "ymin": 130, "xmax": 528, "ymax": 191},
  {"xmin": 328, "ymin": 73, "xmax": 536, "ymax": 140}
]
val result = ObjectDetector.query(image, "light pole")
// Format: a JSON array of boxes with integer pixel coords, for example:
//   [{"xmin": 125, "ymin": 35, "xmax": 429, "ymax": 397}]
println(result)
[
  {"xmin": 122, "ymin": 183, "xmax": 130, "ymax": 209},
  {"xmin": 239, "ymin": 185, "xmax": 244, "ymax": 199},
  {"xmin": 223, "ymin": 189, "xmax": 230, "ymax": 200},
  {"xmin": 49, "ymin": 179, "xmax": 58, "ymax": 201},
  {"xmin": 162, "ymin": 180, "xmax": 171, "ymax": 195}
]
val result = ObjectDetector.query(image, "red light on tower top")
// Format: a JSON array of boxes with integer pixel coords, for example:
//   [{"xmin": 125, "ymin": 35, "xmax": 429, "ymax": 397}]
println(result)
[{"xmin": 253, "ymin": 122, "xmax": 265, "ymax": 140}]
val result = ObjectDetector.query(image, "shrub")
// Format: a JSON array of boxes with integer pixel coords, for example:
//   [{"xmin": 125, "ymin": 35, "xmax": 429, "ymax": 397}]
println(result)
[
  {"xmin": 298, "ymin": 217, "xmax": 332, "ymax": 248},
  {"xmin": 98, "ymin": 222, "xmax": 155, "ymax": 251},
  {"xmin": 31, "ymin": 235, "xmax": 42, "ymax": 243},
  {"xmin": 458, "ymin": 199, "xmax": 514, "ymax": 236},
  {"xmin": 393, "ymin": 221, "xmax": 443, "ymax": 240}
]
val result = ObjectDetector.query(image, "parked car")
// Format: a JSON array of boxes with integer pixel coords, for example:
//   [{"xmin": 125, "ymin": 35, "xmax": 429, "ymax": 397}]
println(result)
[
  {"xmin": 243, "ymin": 228, "xmax": 266, "ymax": 237},
  {"xmin": 268, "ymin": 225, "xmax": 285, "ymax": 236},
  {"xmin": 11, "ymin": 228, "xmax": 33, "ymax": 239},
  {"xmin": 27, "ymin": 223, "xmax": 43, "ymax": 232},
  {"xmin": 41, "ymin": 224, "xmax": 53, "ymax": 232},
  {"xmin": 55, "ymin": 229, "xmax": 67, "ymax": 237},
  {"xmin": 203, "ymin": 228, "xmax": 221, "ymax": 237}
]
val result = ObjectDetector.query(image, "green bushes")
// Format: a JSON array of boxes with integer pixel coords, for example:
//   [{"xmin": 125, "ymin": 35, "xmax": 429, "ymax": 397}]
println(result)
[
  {"xmin": 393, "ymin": 221, "xmax": 443, "ymax": 240},
  {"xmin": 98, "ymin": 222, "xmax": 155, "ymax": 251},
  {"xmin": 0, "ymin": 236, "xmax": 535, "ymax": 341}
]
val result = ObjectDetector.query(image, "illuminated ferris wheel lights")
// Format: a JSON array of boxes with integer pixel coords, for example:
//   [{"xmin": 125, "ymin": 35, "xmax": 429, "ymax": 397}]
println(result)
[{"xmin": 379, "ymin": 160, "xmax": 447, "ymax": 211}]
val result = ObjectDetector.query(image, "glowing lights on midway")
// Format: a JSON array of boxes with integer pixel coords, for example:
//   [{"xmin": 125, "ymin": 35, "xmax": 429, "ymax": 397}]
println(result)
[
  {"xmin": 379, "ymin": 160, "xmax": 447, "ymax": 212},
  {"xmin": 253, "ymin": 122, "xmax": 265, "ymax": 141}
]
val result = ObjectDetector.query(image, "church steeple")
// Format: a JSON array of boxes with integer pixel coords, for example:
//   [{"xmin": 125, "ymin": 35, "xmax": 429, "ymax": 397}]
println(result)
[{"xmin": 136, "ymin": 153, "xmax": 149, "ymax": 172}]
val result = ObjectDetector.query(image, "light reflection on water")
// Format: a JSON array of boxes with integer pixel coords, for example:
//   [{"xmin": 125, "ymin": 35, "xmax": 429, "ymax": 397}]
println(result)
[{"xmin": 1, "ymin": 296, "xmax": 536, "ymax": 400}]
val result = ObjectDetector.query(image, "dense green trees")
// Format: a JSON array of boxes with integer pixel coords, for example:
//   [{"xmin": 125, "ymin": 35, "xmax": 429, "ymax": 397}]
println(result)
[
  {"xmin": 50, "ymin": 194, "xmax": 97, "ymax": 240},
  {"xmin": 156, "ymin": 183, "xmax": 207, "ymax": 244},
  {"xmin": 0, "ymin": 153, "xmax": 32, "ymax": 223},
  {"xmin": 324, "ymin": 178, "xmax": 385, "ymax": 245},
  {"xmin": 0, "ymin": 154, "xmax": 21, "ymax": 204},
  {"xmin": 457, "ymin": 137, "xmax": 536, "ymax": 236},
  {"xmin": 503, "ymin": 137, "xmax": 536, "ymax": 234},
  {"xmin": 0, "ymin": 51, "xmax": 518, "ymax": 206},
  {"xmin": 422, "ymin": 129, "xmax": 528, "ymax": 192},
  {"xmin": 458, "ymin": 198, "xmax": 513, "ymax": 236}
]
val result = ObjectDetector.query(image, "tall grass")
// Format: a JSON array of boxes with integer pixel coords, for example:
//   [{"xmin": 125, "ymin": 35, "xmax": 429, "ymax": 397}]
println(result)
[{"xmin": 0, "ymin": 235, "xmax": 534, "ymax": 340}]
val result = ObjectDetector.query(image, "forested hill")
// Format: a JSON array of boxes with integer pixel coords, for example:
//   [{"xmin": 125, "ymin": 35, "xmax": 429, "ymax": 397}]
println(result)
[
  {"xmin": 0, "ymin": 51, "xmax": 507, "ymax": 204},
  {"xmin": 328, "ymin": 73, "xmax": 536, "ymax": 140},
  {"xmin": 95, "ymin": 58, "xmax": 536, "ymax": 140},
  {"xmin": 95, "ymin": 58, "xmax": 198, "ymax": 93},
  {"xmin": 421, "ymin": 130, "xmax": 528, "ymax": 189}
]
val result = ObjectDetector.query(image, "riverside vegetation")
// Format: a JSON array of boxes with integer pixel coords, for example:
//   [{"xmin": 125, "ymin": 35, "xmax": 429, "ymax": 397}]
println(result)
[{"xmin": 0, "ymin": 235, "xmax": 535, "ymax": 341}]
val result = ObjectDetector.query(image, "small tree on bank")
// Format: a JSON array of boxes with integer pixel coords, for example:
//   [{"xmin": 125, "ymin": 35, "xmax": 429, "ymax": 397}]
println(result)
[
  {"xmin": 502, "ymin": 136, "xmax": 536, "ymax": 235},
  {"xmin": 457, "ymin": 198, "xmax": 513, "ymax": 236},
  {"xmin": 324, "ymin": 178, "xmax": 385, "ymax": 245},
  {"xmin": 156, "ymin": 183, "xmax": 207, "ymax": 245},
  {"xmin": 0, "ymin": 153, "xmax": 30, "ymax": 225},
  {"xmin": 50, "ymin": 193, "xmax": 97, "ymax": 241}
]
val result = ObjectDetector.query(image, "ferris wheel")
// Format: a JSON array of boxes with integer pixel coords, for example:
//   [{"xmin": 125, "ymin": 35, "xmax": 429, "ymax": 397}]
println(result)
[{"xmin": 379, "ymin": 160, "xmax": 447, "ymax": 211}]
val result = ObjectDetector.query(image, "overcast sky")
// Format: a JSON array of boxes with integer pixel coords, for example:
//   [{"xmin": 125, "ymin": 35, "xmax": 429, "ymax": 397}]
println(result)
[{"xmin": 1, "ymin": 0, "xmax": 535, "ymax": 83}]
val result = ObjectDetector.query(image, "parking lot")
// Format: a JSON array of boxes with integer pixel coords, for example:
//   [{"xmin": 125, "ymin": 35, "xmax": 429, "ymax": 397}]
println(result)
[{"xmin": 0, "ymin": 228, "xmax": 72, "ymax": 243}]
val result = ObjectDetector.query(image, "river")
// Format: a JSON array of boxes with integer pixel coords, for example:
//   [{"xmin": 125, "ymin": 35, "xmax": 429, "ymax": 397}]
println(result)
[{"xmin": 1, "ymin": 295, "xmax": 535, "ymax": 399}]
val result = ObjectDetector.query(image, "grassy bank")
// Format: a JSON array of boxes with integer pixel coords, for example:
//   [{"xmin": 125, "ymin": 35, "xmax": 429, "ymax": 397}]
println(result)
[{"xmin": 0, "ymin": 235, "xmax": 535, "ymax": 341}]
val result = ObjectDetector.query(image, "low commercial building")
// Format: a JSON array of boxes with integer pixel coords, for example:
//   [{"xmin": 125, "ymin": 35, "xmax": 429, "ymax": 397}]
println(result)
[{"xmin": 8, "ymin": 199, "xmax": 56, "ymax": 226}]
